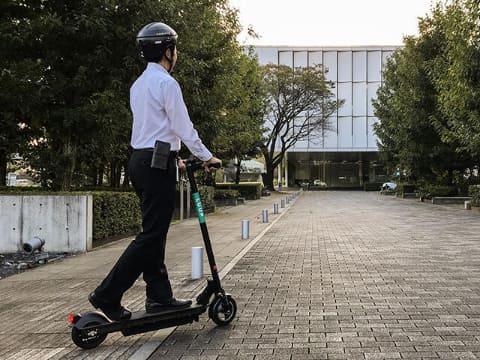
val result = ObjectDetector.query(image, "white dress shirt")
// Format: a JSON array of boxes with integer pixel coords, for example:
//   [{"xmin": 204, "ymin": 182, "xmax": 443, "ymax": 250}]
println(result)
[{"xmin": 130, "ymin": 62, "xmax": 213, "ymax": 162}]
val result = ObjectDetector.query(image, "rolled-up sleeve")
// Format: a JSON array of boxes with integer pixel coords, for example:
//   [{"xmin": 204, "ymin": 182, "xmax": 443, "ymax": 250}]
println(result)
[{"xmin": 164, "ymin": 79, "xmax": 213, "ymax": 162}]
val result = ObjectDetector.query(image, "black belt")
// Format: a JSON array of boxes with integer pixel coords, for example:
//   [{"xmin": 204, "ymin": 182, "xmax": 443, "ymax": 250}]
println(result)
[{"xmin": 133, "ymin": 148, "xmax": 178, "ymax": 157}]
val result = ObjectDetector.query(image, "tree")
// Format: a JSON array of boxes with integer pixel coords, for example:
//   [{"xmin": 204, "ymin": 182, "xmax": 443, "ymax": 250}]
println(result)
[
  {"xmin": 212, "ymin": 50, "xmax": 266, "ymax": 184},
  {"xmin": 373, "ymin": 1, "xmax": 474, "ymax": 186},
  {"xmin": 1, "ymin": 0, "xmax": 258, "ymax": 189},
  {"xmin": 429, "ymin": 0, "xmax": 480, "ymax": 160},
  {"xmin": 260, "ymin": 64, "xmax": 338, "ymax": 190},
  {"xmin": 0, "ymin": 1, "xmax": 43, "ymax": 186},
  {"xmin": 0, "ymin": 0, "xmax": 139, "ymax": 190}
]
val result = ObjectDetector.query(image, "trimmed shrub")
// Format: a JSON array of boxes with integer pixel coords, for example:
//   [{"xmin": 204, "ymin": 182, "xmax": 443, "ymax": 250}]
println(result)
[
  {"xmin": 418, "ymin": 184, "xmax": 458, "ymax": 200},
  {"xmin": 214, "ymin": 189, "xmax": 240, "ymax": 200},
  {"xmin": 92, "ymin": 192, "xmax": 141, "ymax": 241},
  {"xmin": 469, "ymin": 185, "xmax": 480, "ymax": 207},
  {"xmin": 215, "ymin": 182, "xmax": 263, "ymax": 200},
  {"xmin": 1, "ymin": 186, "xmax": 217, "ymax": 242},
  {"xmin": 380, "ymin": 189, "xmax": 396, "ymax": 195},
  {"xmin": 395, "ymin": 183, "xmax": 416, "ymax": 195},
  {"xmin": 0, "ymin": 188, "xmax": 142, "ymax": 241},
  {"xmin": 0, "ymin": 186, "xmax": 46, "ymax": 193},
  {"xmin": 197, "ymin": 186, "xmax": 215, "ymax": 213},
  {"xmin": 363, "ymin": 182, "xmax": 383, "ymax": 191}
]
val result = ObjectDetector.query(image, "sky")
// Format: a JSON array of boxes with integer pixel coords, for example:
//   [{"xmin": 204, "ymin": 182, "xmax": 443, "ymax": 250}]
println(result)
[{"xmin": 229, "ymin": 0, "xmax": 436, "ymax": 46}]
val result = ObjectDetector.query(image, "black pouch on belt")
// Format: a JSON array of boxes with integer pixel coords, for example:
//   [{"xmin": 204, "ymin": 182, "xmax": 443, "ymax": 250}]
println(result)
[{"xmin": 150, "ymin": 140, "xmax": 171, "ymax": 170}]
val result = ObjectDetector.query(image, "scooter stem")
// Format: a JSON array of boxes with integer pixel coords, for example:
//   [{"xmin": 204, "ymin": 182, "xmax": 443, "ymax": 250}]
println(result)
[{"xmin": 186, "ymin": 160, "xmax": 223, "ymax": 293}]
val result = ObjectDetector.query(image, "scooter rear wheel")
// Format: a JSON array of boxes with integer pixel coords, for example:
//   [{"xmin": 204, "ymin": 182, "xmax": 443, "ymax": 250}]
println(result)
[
  {"xmin": 209, "ymin": 295, "xmax": 237, "ymax": 326},
  {"xmin": 71, "ymin": 320, "xmax": 107, "ymax": 349}
]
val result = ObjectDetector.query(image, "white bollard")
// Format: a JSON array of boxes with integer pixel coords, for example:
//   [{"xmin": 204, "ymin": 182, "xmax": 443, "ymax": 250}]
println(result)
[
  {"xmin": 262, "ymin": 209, "xmax": 269, "ymax": 223},
  {"xmin": 191, "ymin": 247, "xmax": 204, "ymax": 279},
  {"xmin": 241, "ymin": 219, "xmax": 250, "ymax": 240},
  {"xmin": 465, "ymin": 201, "xmax": 472, "ymax": 210},
  {"xmin": 286, "ymin": 196, "xmax": 290, "ymax": 204},
  {"xmin": 281, "ymin": 199, "xmax": 285, "ymax": 208},
  {"xmin": 274, "ymin": 203, "xmax": 279, "ymax": 214}
]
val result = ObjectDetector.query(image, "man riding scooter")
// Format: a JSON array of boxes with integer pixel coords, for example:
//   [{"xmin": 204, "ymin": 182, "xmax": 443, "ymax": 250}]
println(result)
[{"xmin": 88, "ymin": 22, "xmax": 222, "ymax": 321}]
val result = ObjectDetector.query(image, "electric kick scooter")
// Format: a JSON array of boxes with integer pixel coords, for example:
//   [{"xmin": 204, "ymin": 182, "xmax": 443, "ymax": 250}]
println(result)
[{"xmin": 69, "ymin": 159, "xmax": 237, "ymax": 349}]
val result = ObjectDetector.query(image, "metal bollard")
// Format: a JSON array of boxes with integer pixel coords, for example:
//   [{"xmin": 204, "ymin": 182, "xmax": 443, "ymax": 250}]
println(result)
[
  {"xmin": 262, "ymin": 209, "xmax": 269, "ymax": 223},
  {"xmin": 23, "ymin": 236, "xmax": 45, "ymax": 253},
  {"xmin": 281, "ymin": 199, "xmax": 285, "ymax": 208},
  {"xmin": 286, "ymin": 196, "xmax": 290, "ymax": 204},
  {"xmin": 465, "ymin": 201, "xmax": 472, "ymax": 210},
  {"xmin": 273, "ymin": 203, "xmax": 279, "ymax": 214},
  {"xmin": 241, "ymin": 219, "xmax": 250, "ymax": 240},
  {"xmin": 180, "ymin": 178, "xmax": 184, "ymax": 221},
  {"xmin": 191, "ymin": 247, "xmax": 204, "ymax": 279}
]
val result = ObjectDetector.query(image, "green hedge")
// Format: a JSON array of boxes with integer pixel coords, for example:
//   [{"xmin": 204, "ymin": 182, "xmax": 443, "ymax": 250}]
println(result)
[
  {"xmin": 469, "ymin": 185, "xmax": 480, "ymax": 206},
  {"xmin": 380, "ymin": 189, "xmax": 396, "ymax": 195},
  {"xmin": 418, "ymin": 184, "xmax": 458, "ymax": 200},
  {"xmin": 215, "ymin": 182, "xmax": 262, "ymax": 200},
  {"xmin": 0, "ymin": 186, "xmax": 46, "ymax": 192},
  {"xmin": 0, "ymin": 188, "xmax": 142, "ymax": 241},
  {"xmin": 92, "ymin": 192, "xmax": 141, "ymax": 241},
  {"xmin": 0, "ymin": 186, "xmax": 216, "ymax": 242},
  {"xmin": 395, "ymin": 183, "xmax": 417, "ymax": 195},
  {"xmin": 197, "ymin": 186, "xmax": 216, "ymax": 213},
  {"xmin": 363, "ymin": 182, "xmax": 383, "ymax": 191},
  {"xmin": 214, "ymin": 189, "xmax": 240, "ymax": 200}
]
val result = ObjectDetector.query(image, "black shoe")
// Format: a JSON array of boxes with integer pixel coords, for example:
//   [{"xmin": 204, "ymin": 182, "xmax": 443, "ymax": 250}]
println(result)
[
  {"xmin": 145, "ymin": 297, "xmax": 192, "ymax": 313},
  {"xmin": 88, "ymin": 292, "xmax": 132, "ymax": 321}
]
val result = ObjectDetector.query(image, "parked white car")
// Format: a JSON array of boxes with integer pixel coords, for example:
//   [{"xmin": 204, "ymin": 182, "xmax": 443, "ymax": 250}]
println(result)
[
  {"xmin": 382, "ymin": 181, "xmax": 397, "ymax": 191},
  {"xmin": 313, "ymin": 179, "xmax": 327, "ymax": 187}
]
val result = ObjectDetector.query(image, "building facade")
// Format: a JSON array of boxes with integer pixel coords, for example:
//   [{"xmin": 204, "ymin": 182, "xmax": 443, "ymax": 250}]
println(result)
[{"xmin": 254, "ymin": 46, "xmax": 399, "ymax": 188}]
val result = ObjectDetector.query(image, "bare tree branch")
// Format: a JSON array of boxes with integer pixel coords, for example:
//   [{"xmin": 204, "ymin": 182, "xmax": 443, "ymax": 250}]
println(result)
[{"xmin": 260, "ymin": 64, "xmax": 341, "ymax": 190}]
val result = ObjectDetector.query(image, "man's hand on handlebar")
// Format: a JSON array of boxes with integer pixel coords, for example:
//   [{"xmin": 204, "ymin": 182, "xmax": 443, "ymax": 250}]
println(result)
[
  {"xmin": 204, "ymin": 157, "xmax": 222, "ymax": 173},
  {"xmin": 177, "ymin": 158, "xmax": 186, "ymax": 172}
]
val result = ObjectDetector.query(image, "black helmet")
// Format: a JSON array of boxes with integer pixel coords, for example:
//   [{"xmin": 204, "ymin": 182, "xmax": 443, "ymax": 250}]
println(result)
[{"xmin": 136, "ymin": 22, "xmax": 178, "ymax": 63}]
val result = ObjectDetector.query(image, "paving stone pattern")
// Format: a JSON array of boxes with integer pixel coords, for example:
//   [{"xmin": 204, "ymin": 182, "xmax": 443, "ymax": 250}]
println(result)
[
  {"xmin": 152, "ymin": 192, "xmax": 480, "ymax": 360},
  {"xmin": 0, "ymin": 193, "xmax": 286, "ymax": 359}
]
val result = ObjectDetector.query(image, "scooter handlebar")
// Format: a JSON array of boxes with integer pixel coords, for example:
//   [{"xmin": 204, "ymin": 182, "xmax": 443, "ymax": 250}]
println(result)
[
  {"xmin": 186, "ymin": 159, "xmax": 221, "ymax": 172},
  {"xmin": 206, "ymin": 162, "xmax": 221, "ymax": 170}
]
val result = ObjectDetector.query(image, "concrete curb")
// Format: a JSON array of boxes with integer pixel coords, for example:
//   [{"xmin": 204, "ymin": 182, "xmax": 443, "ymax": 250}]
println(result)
[{"xmin": 130, "ymin": 192, "xmax": 301, "ymax": 360}]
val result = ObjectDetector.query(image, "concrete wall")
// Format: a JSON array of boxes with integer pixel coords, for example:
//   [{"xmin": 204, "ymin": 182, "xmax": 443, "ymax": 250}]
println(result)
[{"xmin": 0, "ymin": 195, "xmax": 93, "ymax": 253}]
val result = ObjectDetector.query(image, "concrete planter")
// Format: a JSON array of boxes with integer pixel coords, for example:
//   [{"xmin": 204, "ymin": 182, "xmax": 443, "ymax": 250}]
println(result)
[
  {"xmin": 0, "ymin": 195, "xmax": 93, "ymax": 253},
  {"xmin": 431, "ymin": 197, "xmax": 471, "ymax": 205}
]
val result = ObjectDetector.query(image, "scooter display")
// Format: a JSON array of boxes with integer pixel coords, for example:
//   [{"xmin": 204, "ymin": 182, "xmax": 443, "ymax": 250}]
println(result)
[{"xmin": 69, "ymin": 159, "xmax": 237, "ymax": 350}]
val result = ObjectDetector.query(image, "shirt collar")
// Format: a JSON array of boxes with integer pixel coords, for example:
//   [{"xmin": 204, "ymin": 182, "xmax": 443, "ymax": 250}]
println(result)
[{"xmin": 146, "ymin": 62, "xmax": 169, "ymax": 74}]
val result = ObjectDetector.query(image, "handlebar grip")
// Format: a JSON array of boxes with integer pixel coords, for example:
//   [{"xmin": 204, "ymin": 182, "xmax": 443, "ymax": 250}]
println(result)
[
  {"xmin": 207, "ymin": 162, "xmax": 221, "ymax": 170},
  {"xmin": 186, "ymin": 159, "xmax": 221, "ymax": 172}
]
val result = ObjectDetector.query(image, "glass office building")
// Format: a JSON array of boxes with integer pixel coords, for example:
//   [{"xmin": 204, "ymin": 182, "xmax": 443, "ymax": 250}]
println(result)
[{"xmin": 254, "ymin": 46, "xmax": 399, "ymax": 188}]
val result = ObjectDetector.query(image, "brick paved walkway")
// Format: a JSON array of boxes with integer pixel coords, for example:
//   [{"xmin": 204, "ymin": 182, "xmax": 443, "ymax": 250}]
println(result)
[
  {"xmin": 152, "ymin": 192, "xmax": 480, "ymax": 360},
  {"xmin": 0, "ymin": 193, "xmax": 287, "ymax": 359}
]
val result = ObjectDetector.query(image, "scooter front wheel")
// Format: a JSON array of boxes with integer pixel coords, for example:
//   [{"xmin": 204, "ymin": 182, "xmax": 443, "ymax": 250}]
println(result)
[
  {"xmin": 208, "ymin": 294, "xmax": 237, "ymax": 326},
  {"xmin": 71, "ymin": 313, "xmax": 108, "ymax": 349}
]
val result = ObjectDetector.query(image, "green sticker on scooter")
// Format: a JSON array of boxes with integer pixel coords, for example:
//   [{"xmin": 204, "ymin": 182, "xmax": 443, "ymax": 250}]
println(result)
[{"xmin": 192, "ymin": 192, "xmax": 206, "ymax": 224}]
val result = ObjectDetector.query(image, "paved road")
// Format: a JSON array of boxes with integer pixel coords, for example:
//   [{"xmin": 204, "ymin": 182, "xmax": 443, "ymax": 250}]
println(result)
[
  {"xmin": 0, "ymin": 193, "xmax": 287, "ymax": 359},
  {"xmin": 152, "ymin": 192, "xmax": 480, "ymax": 360}
]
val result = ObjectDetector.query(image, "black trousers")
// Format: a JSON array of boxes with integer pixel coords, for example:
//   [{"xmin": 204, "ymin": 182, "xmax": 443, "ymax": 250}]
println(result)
[{"xmin": 95, "ymin": 150, "xmax": 177, "ymax": 304}]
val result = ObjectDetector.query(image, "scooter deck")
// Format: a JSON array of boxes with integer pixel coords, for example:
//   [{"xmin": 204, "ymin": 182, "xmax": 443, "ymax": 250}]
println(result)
[
  {"xmin": 82, "ymin": 304, "xmax": 207, "ymax": 336},
  {"xmin": 129, "ymin": 303, "xmax": 206, "ymax": 320}
]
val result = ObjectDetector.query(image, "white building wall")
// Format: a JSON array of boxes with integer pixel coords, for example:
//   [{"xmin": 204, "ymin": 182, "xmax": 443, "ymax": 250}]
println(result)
[{"xmin": 253, "ymin": 46, "xmax": 399, "ymax": 153}]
